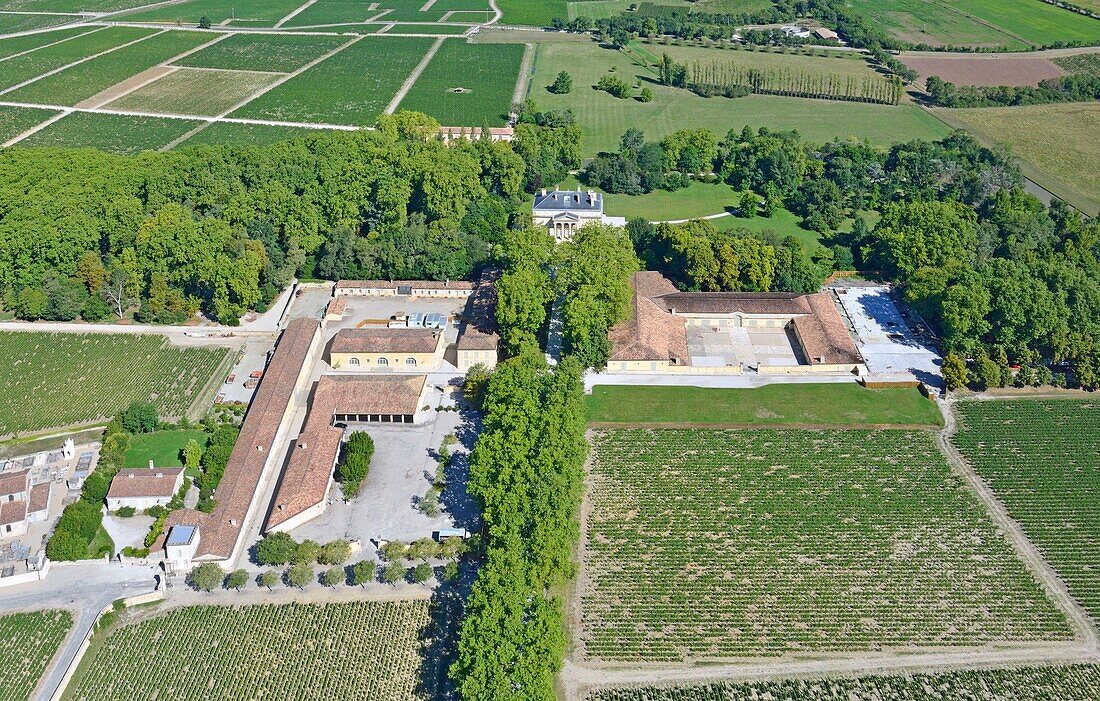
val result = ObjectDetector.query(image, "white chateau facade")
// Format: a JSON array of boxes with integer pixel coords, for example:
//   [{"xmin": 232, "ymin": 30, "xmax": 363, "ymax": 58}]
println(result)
[{"xmin": 532, "ymin": 189, "xmax": 627, "ymax": 241}]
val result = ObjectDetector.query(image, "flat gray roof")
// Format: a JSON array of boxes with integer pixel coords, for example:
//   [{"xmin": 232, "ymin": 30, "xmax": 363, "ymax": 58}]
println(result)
[{"xmin": 165, "ymin": 524, "xmax": 197, "ymax": 547}]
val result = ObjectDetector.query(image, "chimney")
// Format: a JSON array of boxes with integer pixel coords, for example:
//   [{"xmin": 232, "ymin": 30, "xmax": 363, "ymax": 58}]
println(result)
[
  {"xmin": 256, "ymin": 444, "xmax": 264, "ymax": 453},
  {"xmin": 540, "ymin": 188, "xmax": 547, "ymax": 196},
  {"xmin": 299, "ymin": 441, "xmax": 308, "ymax": 450}
]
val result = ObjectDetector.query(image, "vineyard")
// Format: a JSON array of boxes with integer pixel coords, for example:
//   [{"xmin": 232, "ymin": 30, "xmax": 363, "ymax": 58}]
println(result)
[
  {"xmin": 952, "ymin": 398, "xmax": 1100, "ymax": 621},
  {"xmin": 0, "ymin": 332, "xmax": 232, "ymax": 436},
  {"xmin": 580, "ymin": 428, "xmax": 1070, "ymax": 661},
  {"xmin": 0, "ymin": 609, "xmax": 72, "ymax": 701},
  {"xmin": 65, "ymin": 600, "xmax": 432, "ymax": 701},
  {"xmin": 585, "ymin": 663, "xmax": 1100, "ymax": 700},
  {"xmin": 684, "ymin": 60, "xmax": 903, "ymax": 105}
]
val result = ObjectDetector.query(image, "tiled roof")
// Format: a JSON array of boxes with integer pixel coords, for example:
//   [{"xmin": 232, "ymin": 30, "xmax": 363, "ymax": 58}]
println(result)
[
  {"xmin": 107, "ymin": 468, "xmax": 183, "ymax": 499},
  {"xmin": 457, "ymin": 268, "xmax": 501, "ymax": 351},
  {"xmin": 325, "ymin": 297, "xmax": 346, "ymax": 316},
  {"xmin": 609, "ymin": 273, "xmax": 689, "ymax": 364},
  {"xmin": 792, "ymin": 293, "xmax": 863, "ymax": 365},
  {"xmin": 0, "ymin": 469, "xmax": 29, "ymax": 497},
  {"xmin": 159, "ymin": 318, "xmax": 319, "ymax": 560},
  {"xmin": 334, "ymin": 279, "xmax": 474, "ymax": 291},
  {"xmin": 28, "ymin": 482, "xmax": 50, "ymax": 513},
  {"xmin": 657, "ymin": 292, "xmax": 813, "ymax": 316},
  {"xmin": 331, "ymin": 328, "xmax": 441, "ymax": 355},
  {"xmin": 265, "ymin": 375, "xmax": 427, "ymax": 530},
  {"xmin": 0, "ymin": 500, "xmax": 25, "ymax": 526}
]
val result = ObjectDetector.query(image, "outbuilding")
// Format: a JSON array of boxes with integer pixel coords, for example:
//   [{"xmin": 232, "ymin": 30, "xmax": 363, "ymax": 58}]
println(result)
[{"xmin": 106, "ymin": 466, "xmax": 185, "ymax": 511}]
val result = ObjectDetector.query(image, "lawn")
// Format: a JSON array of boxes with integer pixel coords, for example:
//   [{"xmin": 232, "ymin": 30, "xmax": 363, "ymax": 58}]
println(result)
[
  {"xmin": 123, "ymin": 429, "xmax": 208, "ymax": 470},
  {"xmin": 0, "ymin": 105, "xmax": 57, "ymax": 143},
  {"xmin": 6, "ymin": 30, "xmax": 213, "ymax": 106},
  {"xmin": 0, "ymin": 26, "xmax": 96, "ymax": 60},
  {"xmin": 18, "ymin": 112, "xmax": 204, "ymax": 153},
  {"xmin": 0, "ymin": 610, "xmax": 73, "ymax": 701},
  {"xmin": 558, "ymin": 174, "xmax": 738, "ymax": 220},
  {"xmin": 177, "ymin": 122, "xmax": 327, "ymax": 147},
  {"xmin": 586, "ymin": 665, "xmax": 1100, "ymax": 701},
  {"xmin": 940, "ymin": 0, "xmax": 1100, "ymax": 46},
  {"xmin": 106, "ymin": 68, "xmax": 281, "ymax": 116},
  {"xmin": 0, "ymin": 332, "xmax": 231, "ymax": 436},
  {"xmin": 846, "ymin": 0, "xmax": 1027, "ymax": 49},
  {"xmin": 952, "ymin": 399, "xmax": 1100, "ymax": 621},
  {"xmin": 581, "ymin": 428, "xmax": 1070, "ymax": 660},
  {"xmin": 943, "ymin": 103, "xmax": 1100, "ymax": 216},
  {"xmin": 397, "ymin": 40, "xmax": 524, "ymax": 126},
  {"xmin": 231, "ymin": 36, "xmax": 432, "ymax": 126},
  {"xmin": 585, "ymin": 383, "xmax": 944, "ymax": 427},
  {"xmin": 527, "ymin": 40, "xmax": 950, "ymax": 155},
  {"xmin": 119, "ymin": 0, "xmax": 305, "ymax": 26},
  {"xmin": 172, "ymin": 33, "xmax": 348, "ymax": 73},
  {"xmin": 497, "ymin": 0, "xmax": 566, "ymax": 26},
  {"xmin": 0, "ymin": 26, "xmax": 153, "ymax": 92},
  {"xmin": 648, "ymin": 41, "xmax": 881, "ymax": 83},
  {"xmin": 64, "ymin": 601, "xmax": 433, "ymax": 701}
]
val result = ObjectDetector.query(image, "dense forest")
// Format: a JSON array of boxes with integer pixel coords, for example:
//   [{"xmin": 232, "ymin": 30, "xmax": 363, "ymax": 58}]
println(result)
[{"xmin": 0, "ymin": 111, "xmax": 580, "ymax": 324}]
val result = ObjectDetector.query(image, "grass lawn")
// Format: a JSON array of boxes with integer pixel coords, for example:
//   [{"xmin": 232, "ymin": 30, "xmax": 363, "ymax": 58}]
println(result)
[
  {"xmin": 18, "ymin": 112, "xmax": 204, "ymax": 153},
  {"xmin": 586, "ymin": 383, "xmax": 944, "ymax": 426},
  {"xmin": 645, "ymin": 41, "xmax": 880, "ymax": 83},
  {"xmin": 846, "ymin": 0, "xmax": 1027, "ymax": 49},
  {"xmin": 106, "ymin": 68, "xmax": 280, "ymax": 116},
  {"xmin": 497, "ymin": 0, "xmax": 565, "ymax": 25},
  {"xmin": 527, "ymin": 40, "xmax": 950, "ymax": 155},
  {"xmin": 398, "ymin": 40, "xmax": 524, "ymax": 126},
  {"xmin": 943, "ymin": 103, "xmax": 1100, "ymax": 217},
  {"xmin": 87, "ymin": 524, "xmax": 115, "ymax": 558},
  {"xmin": 0, "ymin": 105, "xmax": 58, "ymax": 143},
  {"xmin": 172, "ymin": 33, "xmax": 347, "ymax": 73},
  {"xmin": 558, "ymin": 174, "xmax": 736, "ymax": 220},
  {"xmin": 231, "ymin": 36, "xmax": 431, "ymax": 126},
  {"xmin": 123, "ymin": 429, "xmax": 207, "ymax": 471}
]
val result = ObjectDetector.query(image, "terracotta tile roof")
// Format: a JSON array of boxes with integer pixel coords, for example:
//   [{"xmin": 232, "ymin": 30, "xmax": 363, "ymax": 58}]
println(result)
[
  {"xmin": 107, "ymin": 468, "xmax": 183, "ymax": 499},
  {"xmin": 609, "ymin": 273, "xmax": 689, "ymax": 364},
  {"xmin": 657, "ymin": 292, "xmax": 813, "ymax": 316},
  {"xmin": 0, "ymin": 470, "xmax": 29, "ymax": 497},
  {"xmin": 160, "ymin": 318, "xmax": 319, "ymax": 559},
  {"xmin": 331, "ymin": 328, "xmax": 442, "ymax": 355},
  {"xmin": 334, "ymin": 279, "xmax": 474, "ymax": 291},
  {"xmin": 792, "ymin": 293, "xmax": 863, "ymax": 365},
  {"xmin": 0, "ymin": 499, "xmax": 25, "ymax": 526},
  {"xmin": 457, "ymin": 268, "xmax": 501, "ymax": 351},
  {"xmin": 325, "ymin": 297, "xmax": 346, "ymax": 316},
  {"xmin": 265, "ymin": 375, "xmax": 427, "ymax": 530},
  {"xmin": 28, "ymin": 482, "xmax": 50, "ymax": 513}
]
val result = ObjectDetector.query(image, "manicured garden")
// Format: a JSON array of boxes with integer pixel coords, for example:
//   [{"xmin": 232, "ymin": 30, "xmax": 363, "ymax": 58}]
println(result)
[{"xmin": 122, "ymin": 429, "xmax": 207, "ymax": 470}]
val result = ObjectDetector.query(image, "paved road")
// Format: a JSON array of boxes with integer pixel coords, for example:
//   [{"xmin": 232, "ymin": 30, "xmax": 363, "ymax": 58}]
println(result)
[{"xmin": 0, "ymin": 562, "xmax": 160, "ymax": 701}]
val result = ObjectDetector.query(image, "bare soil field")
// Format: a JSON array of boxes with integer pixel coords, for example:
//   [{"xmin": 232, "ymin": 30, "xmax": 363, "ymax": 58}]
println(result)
[{"xmin": 902, "ymin": 52, "xmax": 1065, "ymax": 86}]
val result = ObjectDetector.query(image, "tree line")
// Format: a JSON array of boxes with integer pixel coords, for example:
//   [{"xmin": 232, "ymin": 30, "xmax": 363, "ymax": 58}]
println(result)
[
  {"xmin": 679, "ymin": 58, "xmax": 903, "ymax": 105},
  {"xmin": 0, "ymin": 111, "xmax": 581, "ymax": 325},
  {"xmin": 926, "ymin": 74, "xmax": 1100, "ymax": 108}
]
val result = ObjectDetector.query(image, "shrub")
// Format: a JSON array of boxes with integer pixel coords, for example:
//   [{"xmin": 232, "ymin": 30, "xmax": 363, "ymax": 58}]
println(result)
[{"xmin": 116, "ymin": 506, "xmax": 136, "ymax": 517}]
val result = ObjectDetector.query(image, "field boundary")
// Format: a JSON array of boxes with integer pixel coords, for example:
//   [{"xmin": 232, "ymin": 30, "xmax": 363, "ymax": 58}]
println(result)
[
  {"xmin": 0, "ymin": 26, "xmax": 104, "ymax": 65},
  {"xmin": 384, "ymin": 35, "xmax": 445, "ymax": 114},
  {"xmin": 185, "ymin": 345, "xmax": 236, "ymax": 419}
]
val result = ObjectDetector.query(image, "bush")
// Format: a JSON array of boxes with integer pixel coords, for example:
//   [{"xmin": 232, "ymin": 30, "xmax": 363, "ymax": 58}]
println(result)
[
  {"xmin": 256, "ymin": 532, "xmax": 298, "ymax": 565},
  {"xmin": 596, "ymin": 75, "xmax": 634, "ymax": 99},
  {"xmin": 115, "ymin": 506, "xmax": 136, "ymax": 517}
]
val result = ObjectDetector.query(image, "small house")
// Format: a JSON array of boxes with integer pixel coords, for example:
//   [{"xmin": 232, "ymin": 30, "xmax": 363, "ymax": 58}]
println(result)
[{"xmin": 106, "ymin": 466, "xmax": 185, "ymax": 511}]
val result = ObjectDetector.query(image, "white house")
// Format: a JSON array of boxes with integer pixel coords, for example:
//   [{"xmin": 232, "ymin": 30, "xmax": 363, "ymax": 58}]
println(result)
[
  {"xmin": 106, "ymin": 466, "xmax": 185, "ymax": 511},
  {"xmin": 164, "ymin": 524, "xmax": 200, "ymax": 573},
  {"xmin": 532, "ymin": 189, "xmax": 627, "ymax": 242}
]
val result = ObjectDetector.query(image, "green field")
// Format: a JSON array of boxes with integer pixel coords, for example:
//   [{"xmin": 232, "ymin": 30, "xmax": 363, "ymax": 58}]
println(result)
[
  {"xmin": 123, "ymin": 429, "xmax": 208, "ymax": 469},
  {"xmin": 172, "ymin": 33, "xmax": 347, "ymax": 72},
  {"xmin": 497, "ymin": 0, "xmax": 566, "ymax": 25},
  {"xmin": 941, "ymin": 0, "xmax": 1100, "ymax": 46},
  {"xmin": 280, "ymin": 0, "xmax": 387, "ymax": 27},
  {"xmin": 0, "ymin": 610, "xmax": 72, "ymax": 701},
  {"xmin": 953, "ymin": 399, "xmax": 1100, "ymax": 621},
  {"xmin": 6, "ymin": 30, "xmax": 212, "ymax": 106},
  {"xmin": 944, "ymin": 103, "xmax": 1100, "ymax": 217},
  {"xmin": 398, "ymin": 40, "xmax": 524, "ymax": 126},
  {"xmin": 178, "ymin": 121, "xmax": 326, "ymax": 147},
  {"xmin": 0, "ymin": 332, "xmax": 232, "ymax": 436},
  {"xmin": 119, "ymin": 0, "xmax": 305, "ymax": 26},
  {"xmin": 107, "ymin": 68, "xmax": 280, "ymax": 116},
  {"xmin": 65, "ymin": 601, "xmax": 432, "ymax": 701},
  {"xmin": 0, "ymin": 105, "xmax": 56, "ymax": 142},
  {"xmin": 0, "ymin": 26, "xmax": 153, "ymax": 92},
  {"xmin": 586, "ymin": 384, "xmax": 944, "ymax": 426},
  {"xmin": 0, "ymin": 11, "xmax": 76, "ymax": 32},
  {"xmin": 19, "ymin": 112, "xmax": 204, "ymax": 153},
  {"xmin": 650, "ymin": 42, "xmax": 880, "ymax": 82},
  {"xmin": 0, "ymin": 0, "xmax": 153, "ymax": 10},
  {"xmin": 0, "ymin": 26, "xmax": 95, "ymax": 60},
  {"xmin": 528, "ymin": 40, "xmax": 950, "ymax": 155},
  {"xmin": 231, "ymin": 36, "xmax": 431, "ymax": 126},
  {"xmin": 846, "ymin": 0, "xmax": 1027, "ymax": 49},
  {"xmin": 587, "ymin": 664, "xmax": 1100, "ymax": 701},
  {"xmin": 582, "ymin": 428, "xmax": 1070, "ymax": 660}
]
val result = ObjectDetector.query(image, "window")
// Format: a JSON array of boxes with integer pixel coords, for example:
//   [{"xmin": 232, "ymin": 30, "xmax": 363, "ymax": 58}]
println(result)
[
  {"xmin": 377, "ymin": 357, "xmax": 388, "ymax": 365},
  {"xmin": 348, "ymin": 357, "xmax": 360, "ymax": 366},
  {"xmin": 405, "ymin": 358, "xmax": 417, "ymax": 366}
]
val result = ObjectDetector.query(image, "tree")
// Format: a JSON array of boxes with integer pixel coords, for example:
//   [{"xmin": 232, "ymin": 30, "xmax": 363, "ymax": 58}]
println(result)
[
  {"xmin": 287, "ymin": 562, "xmax": 313, "ymax": 589},
  {"xmin": 198, "ymin": 15, "xmax": 211, "ymax": 28},
  {"xmin": 351, "ymin": 560, "xmax": 376, "ymax": 586},
  {"xmin": 258, "ymin": 570, "xmax": 279, "ymax": 590},
  {"xmin": 82, "ymin": 293, "xmax": 111, "ymax": 322},
  {"xmin": 102, "ymin": 266, "xmax": 133, "ymax": 320},
  {"xmin": 548, "ymin": 71, "xmax": 572, "ymax": 94},
  {"xmin": 256, "ymin": 532, "xmax": 298, "ymax": 565},
  {"xmin": 443, "ymin": 561, "xmax": 460, "ymax": 582},
  {"xmin": 120, "ymin": 402, "xmax": 158, "ymax": 434},
  {"xmin": 462, "ymin": 363, "xmax": 491, "ymax": 408},
  {"xmin": 294, "ymin": 539, "xmax": 321, "ymax": 565},
  {"xmin": 380, "ymin": 540, "xmax": 407, "ymax": 562},
  {"xmin": 323, "ymin": 566, "xmax": 345, "ymax": 587},
  {"xmin": 45, "ymin": 530, "xmax": 86, "ymax": 561},
  {"xmin": 14, "ymin": 287, "xmax": 47, "ymax": 320},
  {"xmin": 419, "ymin": 487, "xmax": 440, "ymax": 516},
  {"xmin": 942, "ymin": 352, "xmax": 968, "ymax": 391},
  {"xmin": 338, "ymin": 432, "xmax": 374, "ymax": 497},
  {"xmin": 227, "ymin": 569, "xmax": 248, "ymax": 591},
  {"xmin": 382, "ymin": 563, "xmax": 404, "ymax": 585},
  {"xmin": 411, "ymin": 563, "xmax": 432, "ymax": 584},
  {"xmin": 409, "ymin": 537, "xmax": 441, "ymax": 561},
  {"xmin": 740, "ymin": 191, "xmax": 757, "ymax": 218},
  {"xmin": 318, "ymin": 539, "xmax": 351, "ymax": 566},
  {"xmin": 182, "ymin": 439, "xmax": 202, "ymax": 470},
  {"xmin": 1014, "ymin": 364, "xmax": 1035, "ymax": 388},
  {"xmin": 188, "ymin": 563, "xmax": 224, "ymax": 592},
  {"xmin": 974, "ymin": 356, "xmax": 1002, "ymax": 390},
  {"xmin": 638, "ymin": 87, "xmax": 654, "ymax": 102}
]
